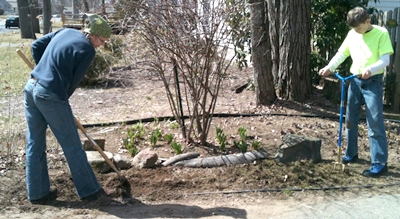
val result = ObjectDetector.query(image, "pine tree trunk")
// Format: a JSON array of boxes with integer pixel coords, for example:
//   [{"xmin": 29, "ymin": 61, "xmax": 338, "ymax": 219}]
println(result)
[{"xmin": 249, "ymin": 0, "xmax": 276, "ymax": 105}]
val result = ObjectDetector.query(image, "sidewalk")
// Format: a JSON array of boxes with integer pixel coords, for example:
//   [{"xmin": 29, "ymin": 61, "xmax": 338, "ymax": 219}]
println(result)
[{"xmin": 2, "ymin": 189, "xmax": 399, "ymax": 218}]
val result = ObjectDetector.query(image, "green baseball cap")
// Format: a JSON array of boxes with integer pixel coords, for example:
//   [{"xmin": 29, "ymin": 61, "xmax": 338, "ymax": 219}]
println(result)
[{"xmin": 84, "ymin": 14, "xmax": 112, "ymax": 38}]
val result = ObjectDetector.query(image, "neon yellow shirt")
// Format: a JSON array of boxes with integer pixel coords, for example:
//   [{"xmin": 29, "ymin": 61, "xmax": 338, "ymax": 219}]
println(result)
[{"xmin": 338, "ymin": 25, "xmax": 393, "ymax": 75}]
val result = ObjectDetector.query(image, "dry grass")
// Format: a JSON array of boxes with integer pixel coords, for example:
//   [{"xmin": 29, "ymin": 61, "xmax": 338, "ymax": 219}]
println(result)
[{"xmin": 0, "ymin": 26, "xmax": 41, "ymax": 156}]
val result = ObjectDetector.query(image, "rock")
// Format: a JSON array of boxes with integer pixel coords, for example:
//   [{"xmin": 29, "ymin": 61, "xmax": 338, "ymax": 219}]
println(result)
[
  {"xmin": 82, "ymin": 139, "xmax": 105, "ymax": 151},
  {"xmin": 113, "ymin": 154, "xmax": 132, "ymax": 169},
  {"xmin": 275, "ymin": 134, "xmax": 322, "ymax": 163},
  {"xmin": 131, "ymin": 149, "xmax": 158, "ymax": 168},
  {"xmin": 86, "ymin": 151, "xmax": 113, "ymax": 173}
]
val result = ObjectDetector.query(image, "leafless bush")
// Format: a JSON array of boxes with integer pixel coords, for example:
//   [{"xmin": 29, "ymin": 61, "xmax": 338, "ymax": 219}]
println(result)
[{"xmin": 123, "ymin": 1, "xmax": 236, "ymax": 145}]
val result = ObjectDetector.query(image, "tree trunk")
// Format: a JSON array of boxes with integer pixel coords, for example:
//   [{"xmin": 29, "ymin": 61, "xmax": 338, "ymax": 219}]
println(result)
[
  {"xmin": 83, "ymin": 0, "xmax": 89, "ymax": 12},
  {"xmin": 275, "ymin": 0, "xmax": 312, "ymax": 101},
  {"xmin": 249, "ymin": 0, "xmax": 276, "ymax": 105},
  {"xmin": 17, "ymin": 0, "xmax": 36, "ymax": 39},
  {"xmin": 30, "ymin": 0, "xmax": 40, "ymax": 34},
  {"xmin": 42, "ymin": 0, "xmax": 52, "ymax": 34},
  {"xmin": 266, "ymin": 0, "xmax": 279, "ymax": 86},
  {"xmin": 102, "ymin": 0, "xmax": 106, "ymax": 14},
  {"xmin": 73, "ymin": 0, "xmax": 79, "ymax": 14}
]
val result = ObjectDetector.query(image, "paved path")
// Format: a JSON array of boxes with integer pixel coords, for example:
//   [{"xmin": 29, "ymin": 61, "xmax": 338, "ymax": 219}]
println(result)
[
  {"xmin": 261, "ymin": 193, "xmax": 400, "ymax": 219},
  {"xmin": 2, "ymin": 191, "xmax": 399, "ymax": 219},
  {"xmin": 112, "ymin": 193, "xmax": 400, "ymax": 219}
]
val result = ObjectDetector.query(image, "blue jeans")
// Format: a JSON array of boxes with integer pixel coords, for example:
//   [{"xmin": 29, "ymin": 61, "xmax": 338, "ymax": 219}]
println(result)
[
  {"xmin": 345, "ymin": 74, "xmax": 388, "ymax": 164},
  {"xmin": 23, "ymin": 79, "xmax": 101, "ymax": 200}
]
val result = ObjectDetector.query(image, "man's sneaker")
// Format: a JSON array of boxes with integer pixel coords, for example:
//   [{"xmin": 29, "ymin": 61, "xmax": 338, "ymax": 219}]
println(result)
[
  {"xmin": 30, "ymin": 188, "xmax": 57, "ymax": 205},
  {"xmin": 362, "ymin": 163, "xmax": 388, "ymax": 177},
  {"xmin": 341, "ymin": 154, "xmax": 358, "ymax": 164}
]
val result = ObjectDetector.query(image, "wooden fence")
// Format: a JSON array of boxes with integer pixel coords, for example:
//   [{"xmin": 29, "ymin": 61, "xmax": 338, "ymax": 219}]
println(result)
[{"xmin": 372, "ymin": 7, "xmax": 400, "ymax": 112}]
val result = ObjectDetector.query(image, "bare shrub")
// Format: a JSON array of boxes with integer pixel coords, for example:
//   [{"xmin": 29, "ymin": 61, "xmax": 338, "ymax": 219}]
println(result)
[{"xmin": 117, "ymin": 0, "xmax": 236, "ymax": 145}]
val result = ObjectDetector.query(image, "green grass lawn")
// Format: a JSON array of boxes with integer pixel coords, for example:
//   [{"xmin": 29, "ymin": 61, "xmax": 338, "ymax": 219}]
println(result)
[
  {"xmin": 0, "ymin": 37, "xmax": 33, "ymax": 96},
  {"xmin": 0, "ymin": 20, "xmax": 64, "ymax": 96},
  {"xmin": 0, "ymin": 48, "xmax": 32, "ymax": 97},
  {"xmin": 0, "ymin": 31, "xmax": 30, "ymax": 154},
  {"xmin": 0, "ymin": 22, "xmax": 51, "ymax": 153}
]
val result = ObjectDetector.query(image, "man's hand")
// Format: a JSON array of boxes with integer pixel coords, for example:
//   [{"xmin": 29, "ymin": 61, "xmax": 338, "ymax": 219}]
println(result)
[{"xmin": 318, "ymin": 67, "xmax": 331, "ymax": 77}]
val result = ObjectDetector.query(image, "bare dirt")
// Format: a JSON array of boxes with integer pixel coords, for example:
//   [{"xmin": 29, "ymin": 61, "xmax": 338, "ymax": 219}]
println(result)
[{"xmin": 1, "ymin": 66, "xmax": 400, "ymax": 218}]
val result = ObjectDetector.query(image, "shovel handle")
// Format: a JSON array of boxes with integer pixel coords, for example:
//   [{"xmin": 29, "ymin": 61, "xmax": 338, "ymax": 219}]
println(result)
[
  {"xmin": 16, "ymin": 49, "xmax": 35, "ymax": 70},
  {"xmin": 74, "ymin": 117, "xmax": 121, "ymax": 175}
]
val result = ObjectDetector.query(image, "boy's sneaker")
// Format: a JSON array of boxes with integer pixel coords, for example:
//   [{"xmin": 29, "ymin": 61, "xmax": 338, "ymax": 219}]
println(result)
[
  {"xmin": 362, "ymin": 163, "xmax": 388, "ymax": 178},
  {"xmin": 341, "ymin": 154, "xmax": 358, "ymax": 164},
  {"xmin": 30, "ymin": 188, "xmax": 57, "ymax": 205}
]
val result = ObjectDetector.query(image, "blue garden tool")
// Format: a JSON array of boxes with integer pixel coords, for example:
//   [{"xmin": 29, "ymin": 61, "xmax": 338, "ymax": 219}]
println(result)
[{"xmin": 334, "ymin": 72, "xmax": 357, "ymax": 171}]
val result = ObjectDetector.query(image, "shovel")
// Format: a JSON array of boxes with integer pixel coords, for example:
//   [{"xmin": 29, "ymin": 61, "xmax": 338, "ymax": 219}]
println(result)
[
  {"xmin": 333, "ymin": 72, "xmax": 357, "ymax": 172},
  {"xmin": 16, "ymin": 49, "xmax": 128, "ymax": 184},
  {"xmin": 74, "ymin": 117, "xmax": 128, "ymax": 183}
]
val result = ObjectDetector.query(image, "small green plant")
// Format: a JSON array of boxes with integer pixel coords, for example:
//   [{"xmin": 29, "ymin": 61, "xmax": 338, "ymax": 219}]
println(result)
[
  {"xmin": 238, "ymin": 126, "xmax": 247, "ymax": 143},
  {"xmin": 234, "ymin": 140, "xmax": 248, "ymax": 153},
  {"xmin": 132, "ymin": 121, "xmax": 146, "ymax": 139},
  {"xmin": 283, "ymin": 189, "xmax": 292, "ymax": 196},
  {"xmin": 122, "ymin": 121, "xmax": 147, "ymax": 156},
  {"xmin": 216, "ymin": 127, "xmax": 227, "ymax": 152},
  {"xmin": 154, "ymin": 128, "xmax": 162, "ymax": 138},
  {"xmin": 234, "ymin": 126, "xmax": 248, "ymax": 153},
  {"xmin": 252, "ymin": 141, "xmax": 261, "ymax": 151},
  {"xmin": 150, "ymin": 133, "xmax": 158, "ymax": 147},
  {"xmin": 128, "ymin": 145, "xmax": 138, "ymax": 157},
  {"xmin": 169, "ymin": 121, "xmax": 180, "ymax": 129},
  {"xmin": 122, "ymin": 130, "xmax": 138, "ymax": 157},
  {"xmin": 150, "ymin": 128, "xmax": 162, "ymax": 147},
  {"xmin": 171, "ymin": 141, "xmax": 183, "ymax": 154},
  {"xmin": 164, "ymin": 133, "xmax": 174, "ymax": 144},
  {"xmin": 152, "ymin": 117, "xmax": 159, "ymax": 126}
]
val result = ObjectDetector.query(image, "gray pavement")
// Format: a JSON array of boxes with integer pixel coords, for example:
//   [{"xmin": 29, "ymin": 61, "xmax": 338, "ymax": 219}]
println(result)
[
  {"xmin": 265, "ymin": 193, "xmax": 400, "ymax": 219},
  {"xmin": 3, "ymin": 191, "xmax": 399, "ymax": 219}
]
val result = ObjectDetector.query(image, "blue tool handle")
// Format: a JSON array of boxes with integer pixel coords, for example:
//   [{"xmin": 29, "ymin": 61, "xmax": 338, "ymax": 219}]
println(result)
[
  {"xmin": 334, "ymin": 72, "xmax": 357, "ymax": 81},
  {"xmin": 333, "ymin": 72, "xmax": 357, "ymax": 149}
]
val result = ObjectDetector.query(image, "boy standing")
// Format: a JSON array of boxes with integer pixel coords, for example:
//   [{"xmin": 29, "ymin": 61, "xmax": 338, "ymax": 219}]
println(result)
[{"xmin": 319, "ymin": 7, "xmax": 393, "ymax": 177}]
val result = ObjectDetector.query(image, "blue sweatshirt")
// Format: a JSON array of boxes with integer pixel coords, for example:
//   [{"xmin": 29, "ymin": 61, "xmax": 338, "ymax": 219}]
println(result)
[{"xmin": 30, "ymin": 28, "xmax": 95, "ymax": 100}]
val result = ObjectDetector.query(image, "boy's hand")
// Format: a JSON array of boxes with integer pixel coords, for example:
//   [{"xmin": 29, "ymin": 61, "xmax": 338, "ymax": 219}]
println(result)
[
  {"xmin": 318, "ymin": 67, "xmax": 331, "ymax": 77},
  {"xmin": 360, "ymin": 69, "xmax": 372, "ymax": 79}
]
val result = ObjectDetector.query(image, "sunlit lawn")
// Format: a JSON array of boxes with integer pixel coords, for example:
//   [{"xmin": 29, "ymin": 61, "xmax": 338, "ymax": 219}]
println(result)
[
  {"xmin": 0, "ymin": 37, "xmax": 33, "ymax": 96},
  {"xmin": 0, "ymin": 21, "xmax": 64, "ymax": 96},
  {"xmin": 0, "ymin": 20, "xmax": 65, "ymax": 153}
]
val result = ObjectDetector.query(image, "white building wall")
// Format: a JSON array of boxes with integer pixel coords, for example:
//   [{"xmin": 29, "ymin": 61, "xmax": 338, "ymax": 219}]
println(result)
[
  {"xmin": 369, "ymin": 0, "xmax": 400, "ymax": 12},
  {"xmin": 0, "ymin": 0, "xmax": 12, "ymax": 12},
  {"xmin": 5, "ymin": 0, "xmax": 17, "ymax": 14}
]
